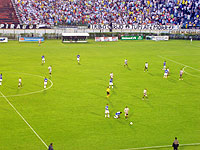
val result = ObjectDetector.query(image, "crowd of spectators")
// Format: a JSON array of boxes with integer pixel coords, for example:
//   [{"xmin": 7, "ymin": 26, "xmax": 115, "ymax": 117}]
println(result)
[{"xmin": 15, "ymin": 0, "xmax": 200, "ymax": 28}]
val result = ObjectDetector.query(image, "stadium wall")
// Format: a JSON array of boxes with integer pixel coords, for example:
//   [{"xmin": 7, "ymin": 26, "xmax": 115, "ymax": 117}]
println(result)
[{"xmin": 0, "ymin": 28, "xmax": 200, "ymax": 40}]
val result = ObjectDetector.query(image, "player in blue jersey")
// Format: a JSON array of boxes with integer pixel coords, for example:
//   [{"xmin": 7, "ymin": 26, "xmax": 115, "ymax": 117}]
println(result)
[
  {"xmin": 109, "ymin": 78, "xmax": 113, "ymax": 89},
  {"xmin": 105, "ymin": 104, "xmax": 110, "ymax": 118},
  {"xmin": 114, "ymin": 111, "xmax": 122, "ymax": 119},
  {"xmin": 0, "ymin": 73, "xmax": 2, "ymax": 86},
  {"xmin": 77, "ymin": 54, "xmax": 80, "ymax": 64},
  {"xmin": 44, "ymin": 77, "xmax": 48, "ymax": 88},
  {"xmin": 163, "ymin": 69, "xmax": 168, "ymax": 78},
  {"xmin": 162, "ymin": 61, "xmax": 166, "ymax": 70},
  {"xmin": 41, "ymin": 55, "xmax": 45, "ymax": 64}
]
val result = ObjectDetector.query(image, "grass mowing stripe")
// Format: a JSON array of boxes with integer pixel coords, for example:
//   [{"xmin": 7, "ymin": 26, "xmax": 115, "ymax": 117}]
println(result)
[
  {"xmin": 120, "ymin": 143, "xmax": 200, "ymax": 150},
  {"xmin": 0, "ymin": 91, "xmax": 48, "ymax": 149}
]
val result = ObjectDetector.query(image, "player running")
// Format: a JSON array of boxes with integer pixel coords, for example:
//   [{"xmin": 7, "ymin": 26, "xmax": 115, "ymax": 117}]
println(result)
[
  {"xmin": 105, "ymin": 104, "xmax": 110, "ymax": 118},
  {"xmin": 114, "ymin": 111, "xmax": 122, "ymax": 119},
  {"xmin": 77, "ymin": 54, "xmax": 80, "ymax": 64},
  {"xmin": 163, "ymin": 68, "xmax": 168, "ymax": 78},
  {"xmin": 38, "ymin": 39, "xmax": 41, "ymax": 46},
  {"xmin": 44, "ymin": 77, "xmax": 48, "ymax": 89},
  {"xmin": 144, "ymin": 62, "xmax": 148, "ymax": 72},
  {"xmin": 124, "ymin": 106, "xmax": 129, "ymax": 120},
  {"xmin": 109, "ymin": 78, "xmax": 113, "ymax": 89},
  {"xmin": 110, "ymin": 72, "xmax": 113, "ymax": 79},
  {"xmin": 142, "ymin": 89, "xmax": 148, "ymax": 100},
  {"xmin": 179, "ymin": 69, "xmax": 184, "ymax": 80},
  {"xmin": 18, "ymin": 77, "xmax": 22, "ymax": 88},
  {"xmin": 124, "ymin": 59, "xmax": 128, "ymax": 67},
  {"xmin": 106, "ymin": 87, "xmax": 110, "ymax": 98},
  {"xmin": 48, "ymin": 66, "xmax": 52, "ymax": 75},
  {"xmin": 163, "ymin": 61, "xmax": 166, "ymax": 70},
  {"xmin": 0, "ymin": 73, "xmax": 2, "ymax": 86},
  {"xmin": 41, "ymin": 55, "xmax": 45, "ymax": 64}
]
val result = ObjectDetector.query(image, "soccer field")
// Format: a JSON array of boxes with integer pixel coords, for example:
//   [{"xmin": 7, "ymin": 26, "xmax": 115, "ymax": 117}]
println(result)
[{"xmin": 0, "ymin": 40, "xmax": 200, "ymax": 150}]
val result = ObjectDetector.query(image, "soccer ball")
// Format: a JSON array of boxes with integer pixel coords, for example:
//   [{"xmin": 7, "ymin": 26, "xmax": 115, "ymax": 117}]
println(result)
[{"xmin": 130, "ymin": 122, "xmax": 133, "ymax": 125}]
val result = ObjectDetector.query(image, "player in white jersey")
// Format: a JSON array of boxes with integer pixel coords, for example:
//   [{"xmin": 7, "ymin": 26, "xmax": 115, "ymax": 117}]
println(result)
[
  {"xmin": 110, "ymin": 72, "xmax": 113, "ymax": 79},
  {"xmin": 105, "ymin": 104, "xmax": 110, "ymax": 118},
  {"xmin": 142, "ymin": 89, "xmax": 148, "ymax": 100},
  {"xmin": 124, "ymin": 106, "xmax": 129, "ymax": 120},
  {"xmin": 191, "ymin": 38, "xmax": 192, "ymax": 42},
  {"xmin": 179, "ymin": 69, "xmax": 184, "ymax": 80},
  {"xmin": 48, "ymin": 66, "xmax": 52, "ymax": 75},
  {"xmin": 167, "ymin": 68, "xmax": 170, "ymax": 77},
  {"xmin": 124, "ymin": 59, "xmax": 128, "ymax": 67},
  {"xmin": 144, "ymin": 62, "xmax": 148, "ymax": 72},
  {"xmin": 44, "ymin": 77, "xmax": 48, "ymax": 89},
  {"xmin": 0, "ymin": 73, "xmax": 2, "ymax": 86},
  {"xmin": 18, "ymin": 77, "xmax": 22, "ymax": 88}
]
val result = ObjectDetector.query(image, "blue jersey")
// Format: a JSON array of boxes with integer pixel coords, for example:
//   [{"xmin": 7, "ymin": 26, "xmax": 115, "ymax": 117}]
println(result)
[
  {"xmin": 110, "ymin": 78, "xmax": 113, "ymax": 83},
  {"xmin": 0, "ymin": 74, "xmax": 2, "ymax": 79},
  {"xmin": 44, "ymin": 78, "xmax": 48, "ymax": 82},
  {"xmin": 163, "ymin": 62, "xmax": 166, "ymax": 66},
  {"xmin": 165, "ymin": 69, "xmax": 168, "ymax": 73},
  {"xmin": 77, "ymin": 55, "xmax": 80, "ymax": 58},
  {"xmin": 115, "ymin": 111, "xmax": 121, "ymax": 115},
  {"xmin": 105, "ymin": 106, "xmax": 108, "ymax": 110},
  {"xmin": 42, "ymin": 55, "xmax": 45, "ymax": 59}
]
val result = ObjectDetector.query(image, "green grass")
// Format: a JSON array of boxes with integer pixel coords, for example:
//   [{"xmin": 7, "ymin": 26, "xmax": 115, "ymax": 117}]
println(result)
[{"xmin": 0, "ymin": 40, "xmax": 200, "ymax": 150}]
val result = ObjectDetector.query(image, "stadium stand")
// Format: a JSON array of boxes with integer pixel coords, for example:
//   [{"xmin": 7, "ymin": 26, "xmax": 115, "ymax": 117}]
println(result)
[
  {"xmin": 0, "ymin": 0, "xmax": 19, "ymax": 24},
  {"xmin": 14, "ymin": 0, "xmax": 200, "ymax": 28}
]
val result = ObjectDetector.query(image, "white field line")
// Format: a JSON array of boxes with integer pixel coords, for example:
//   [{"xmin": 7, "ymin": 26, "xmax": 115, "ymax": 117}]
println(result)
[
  {"xmin": 120, "ymin": 143, "xmax": 200, "ymax": 150},
  {"xmin": 0, "ymin": 72, "xmax": 53, "ymax": 98},
  {"xmin": 183, "ymin": 67, "xmax": 200, "ymax": 78},
  {"xmin": 158, "ymin": 55, "xmax": 200, "ymax": 72},
  {"xmin": 0, "ymin": 91, "xmax": 48, "ymax": 149}
]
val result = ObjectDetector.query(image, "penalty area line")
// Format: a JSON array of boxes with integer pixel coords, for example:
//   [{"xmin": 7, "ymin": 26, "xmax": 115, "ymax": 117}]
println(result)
[
  {"xmin": 120, "ymin": 143, "xmax": 200, "ymax": 150},
  {"xmin": 0, "ymin": 91, "xmax": 48, "ymax": 149},
  {"xmin": 157, "ymin": 55, "xmax": 200, "ymax": 72}
]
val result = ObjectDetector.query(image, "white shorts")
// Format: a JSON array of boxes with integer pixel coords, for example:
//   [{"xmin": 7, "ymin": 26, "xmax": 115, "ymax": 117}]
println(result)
[
  {"xmin": 18, "ymin": 82, "xmax": 21, "ymax": 85},
  {"xmin": 77, "ymin": 58, "xmax": 80, "ymax": 61},
  {"xmin": 105, "ymin": 110, "xmax": 109, "ymax": 114},
  {"xmin": 164, "ymin": 73, "xmax": 167, "ymax": 76},
  {"xmin": 0, "ymin": 79, "xmax": 2, "ymax": 82},
  {"xmin": 109, "ymin": 82, "xmax": 113, "ymax": 86},
  {"xmin": 44, "ymin": 82, "xmax": 47, "ymax": 85},
  {"xmin": 42, "ymin": 58, "xmax": 45, "ymax": 61}
]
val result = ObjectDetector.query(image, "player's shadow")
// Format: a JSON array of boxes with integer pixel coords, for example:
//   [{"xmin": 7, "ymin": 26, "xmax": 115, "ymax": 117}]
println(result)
[
  {"xmin": 144, "ymin": 99, "xmax": 153, "ymax": 108},
  {"xmin": 89, "ymin": 111, "xmax": 102, "ymax": 118},
  {"xmin": 127, "ymin": 67, "xmax": 131, "ymax": 70},
  {"xmin": 182, "ymin": 80, "xmax": 194, "ymax": 86},
  {"xmin": 167, "ymin": 77, "xmax": 177, "ymax": 84},
  {"xmin": 131, "ymin": 94, "xmax": 141, "ymax": 100},
  {"xmin": 148, "ymin": 72, "xmax": 154, "ymax": 76}
]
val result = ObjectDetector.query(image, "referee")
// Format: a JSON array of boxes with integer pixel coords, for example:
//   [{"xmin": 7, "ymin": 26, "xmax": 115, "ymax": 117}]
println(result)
[{"xmin": 172, "ymin": 137, "xmax": 179, "ymax": 150}]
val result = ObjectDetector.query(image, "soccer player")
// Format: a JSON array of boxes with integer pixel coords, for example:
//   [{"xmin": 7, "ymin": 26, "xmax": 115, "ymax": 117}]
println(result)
[
  {"xmin": 179, "ymin": 69, "xmax": 184, "ymax": 80},
  {"xmin": 77, "ymin": 54, "xmax": 80, "ymax": 64},
  {"xmin": 109, "ymin": 78, "xmax": 113, "ymax": 89},
  {"xmin": 144, "ymin": 62, "xmax": 148, "ymax": 72},
  {"xmin": 142, "ymin": 88, "xmax": 148, "ymax": 100},
  {"xmin": 41, "ymin": 55, "xmax": 45, "ymax": 64},
  {"xmin": 44, "ymin": 77, "xmax": 48, "ymax": 89},
  {"xmin": 163, "ymin": 68, "xmax": 168, "ymax": 78},
  {"xmin": 191, "ymin": 38, "xmax": 192, "ymax": 43},
  {"xmin": 0, "ymin": 73, "xmax": 2, "ymax": 86},
  {"xmin": 105, "ymin": 104, "xmax": 110, "ymax": 118},
  {"xmin": 172, "ymin": 137, "xmax": 179, "ymax": 150},
  {"xmin": 110, "ymin": 72, "xmax": 113, "ymax": 79},
  {"xmin": 48, "ymin": 65, "xmax": 52, "ymax": 75},
  {"xmin": 106, "ymin": 86, "xmax": 110, "ymax": 98},
  {"xmin": 18, "ymin": 77, "xmax": 22, "ymax": 88},
  {"xmin": 167, "ymin": 68, "xmax": 170, "ymax": 77},
  {"xmin": 48, "ymin": 143, "xmax": 54, "ymax": 150},
  {"xmin": 124, "ymin": 106, "xmax": 129, "ymax": 120},
  {"xmin": 114, "ymin": 111, "xmax": 122, "ymax": 119},
  {"xmin": 124, "ymin": 59, "xmax": 128, "ymax": 67},
  {"xmin": 163, "ymin": 61, "xmax": 166, "ymax": 70}
]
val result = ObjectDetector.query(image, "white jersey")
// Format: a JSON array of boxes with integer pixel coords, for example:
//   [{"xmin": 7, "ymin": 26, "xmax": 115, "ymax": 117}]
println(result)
[
  {"xmin": 48, "ymin": 66, "xmax": 52, "ymax": 72},
  {"xmin": 124, "ymin": 108, "xmax": 129, "ymax": 114},
  {"xmin": 110, "ymin": 73, "xmax": 113, "ymax": 79},
  {"xmin": 145, "ymin": 63, "xmax": 148, "ymax": 68},
  {"xmin": 19, "ymin": 78, "xmax": 22, "ymax": 83},
  {"xmin": 144, "ymin": 89, "xmax": 147, "ymax": 94},
  {"xmin": 125, "ymin": 59, "xmax": 128, "ymax": 64}
]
